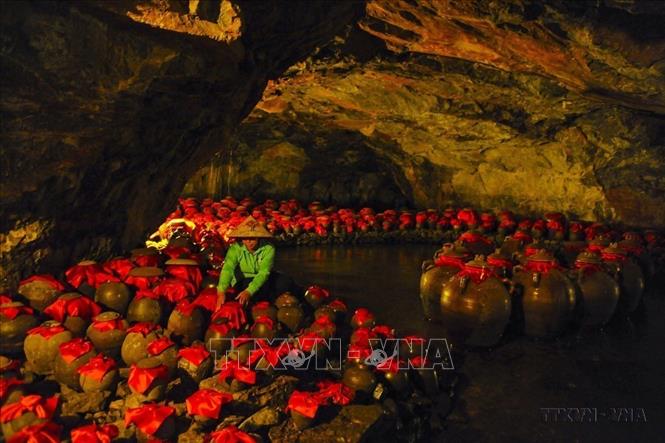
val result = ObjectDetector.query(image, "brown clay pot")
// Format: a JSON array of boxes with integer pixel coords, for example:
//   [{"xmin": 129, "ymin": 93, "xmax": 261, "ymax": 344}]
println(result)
[
  {"xmin": 80, "ymin": 360, "xmax": 119, "ymax": 393},
  {"xmin": 86, "ymin": 312, "xmax": 128, "ymax": 358},
  {"xmin": 513, "ymin": 250, "xmax": 576, "ymax": 338},
  {"xmin": 571, "ymin": 252, "xmax": 620, "ymax": 327},
  {"xmin": 342, "ymin": 362, "xmax": 377, "ymax": 395},
  {"xmin": 601, "ymin": 244, "xmax": 645, "ymax": 314},
  {"xmin": 0, "ymin": 301, "xmax": 39, "ymax": 354},
  {"xmin": 17, "ymin": 279, "xmax": 61, "ymax": 312},
  {"xmin": 440, "ymin": 256, "xmax": 512, "ymax": 347},
  {"xmin": 167, "ymin": 303, "xmax": 205, "ymax": 345},
  {"xmin": 277, "ymin": 305, "xmax": 304, "ymax": 333},
  {"xmin": 130, "ymin": 357, "xmax": 169, "ymax": 401},
  {"xmin": 420, "ymin": 244, "xmax": 469, "ymax": 322},
  {"xmin": 204, "ymin": 320, "xmax": 236, "ymax": 359},
  {"xmin": 23, "ymin": 321, "xmax": 73, "ymax": 374},
  {"xmin": 177, "ymin": 353, "xmax": 213, "ymax": 384},
  {"xmin": 56, "ymin": 293, "xmax": 94, "ymax": 337},
  {"xmin": 251, "ymin": 302, "xmax": 277, "ymax": 322},
  {"xmin": 127, "ymin": 296, "xmax": 165, "ymax": 325},
  {"xmin": 95, "ymin": 282, "xmax": 131, "ymax": 314},
  {"xmin": 54, "ymin": 342, "xmax": 96, "ymax": 390},
  {"xmin": 121, "ymin": 325, "xmax": 162, "ymax": 366}
]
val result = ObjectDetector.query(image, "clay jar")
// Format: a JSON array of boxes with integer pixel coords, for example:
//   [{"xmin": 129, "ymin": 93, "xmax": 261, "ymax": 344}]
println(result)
[
  {"xmin": 251, "ymin": 316, "xmax": 277, "ymax": 340},
  {"xmin": 251, "ymin": 301, "xmax": 277, "ymax": 322},
  {"xmin": 86, "ymin": 312, "xmax": 128, "ymax": 358},
  {"xmin": 0, "ymin": 301, "xmax": 38, "ymax": 354},
  {"xmin": 17, "ymin": 277, "xmax": 62, "ymax": 312},
  {"xmin": 167, "ymin": 300, "xmax": 205, "ymax": 345},
  {"xmin": 601, "ymin": 244, "xmax": 645, "ymax": 314},
  {"xmin": 48, "ymin": 293, "xmax": 98, "ymax": 337},
  {"xmin": 513, "ymin": 250, "xmax": 577, "ymax": 338},
  {"xmin": 146, "ymin": 337, "xmax": 179, "ymax": 376},
  {"xmin": 275, "ymin": 293, "xmax": 303, "ymax": 333},
  {"xmin": 23, "ymin": 321, "xmax": 73, "ymax": 374},
  {"xmin": 177, "ymin": 345, "xmax": 213, "ymax": 383},
  {"xmin": 342, "ymin": 362, "xmax": 377, "ymax": 396},
  {"xmin": 304, "ymin": 286, "xmax": 329, "ymax": 309},
  {"xmin": 129, "ymin": 357, "xmax": 170, "ymax": 401},
  {"xmin": 204, "ymin": 319, "xmax": 236, "ymax": 359},
  {"xmin": 54, "ymin": 338, "xmax": 96, "ymax": 390},
  {"xmin": 571, "ymin": 252, "xmax": 620, "ymax": 327},
  {"xmin": 127, "ymin": 290, "xmax": 165, "ymax": 325},
  {"xmin": 0, "ymin": 395, "xmax": 58, "ymax": 440},
  {"xmin": 420, "ymin": 244, "xmax": 469, "ymax": 322},
  {"xmin": 440, "ymin": 256, "xmax": 512, "ymax": 347},
  {"xmin": 95, "ymin": 282, "xmax": 131, "ymax": 314},
  {"xmin": 78, "ymin": 354, "xmax": 119, "ymax": 393},
  {"xmin": 121, "ymin": 323, "xmax": 163, "ymax": 366}
]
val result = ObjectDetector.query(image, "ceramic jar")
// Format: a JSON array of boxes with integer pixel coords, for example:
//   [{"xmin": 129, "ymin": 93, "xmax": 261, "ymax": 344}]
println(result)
[
  {"xmin": 601, "ymin": 244, "xmax": 645, "ymax": 314},
  {"xmin": 167, "ymin": 299, "xmax": 205, "ymax": 345},
  {"xmin": 78, "ymin": 354, "xmax": 119, "ymax": 393},
  {"xmin": 54, "ymin": 338, "xmax": 96, "ymax": 390},
  {"xmin": 23, "ymin": 321, "xmax": 73, "ymax": 374},
  {"xmin": 128, "ymin": 357, "xmax": 170, "ymax": 401},
  {"xmin": 571, "ymin": 252, "xmax": 620, "ymax": 327},
  {"xmin": 121, "ymin": 322, "xmax": 163, "ymax": 366},
  {"xmin": 440, "ymin": 256, "xmax": 512, "ymax": 347},
  {"xmin": 0, "ymin": 301, "xmax": 38, "ymax": 354},
  {"xmin": 513, "ymin": 250, "xmax": 577, "ymax": 338},
  {"xmin": 94, "ymin": 282, "xmax": 131, "ymax": 314},
  {"xmin": 86, "ymin": 312, "xmax": 128, "ymax": 358},
  {"xmin": 420, "ymin": 244, "xmax": 469, "ymax": 322}
]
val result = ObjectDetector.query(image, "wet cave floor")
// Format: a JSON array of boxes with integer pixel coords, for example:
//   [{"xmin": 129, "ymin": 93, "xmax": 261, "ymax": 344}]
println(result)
[{"xmin": 276, "ymin": 245, "xmax": 665, "ymax": 443}]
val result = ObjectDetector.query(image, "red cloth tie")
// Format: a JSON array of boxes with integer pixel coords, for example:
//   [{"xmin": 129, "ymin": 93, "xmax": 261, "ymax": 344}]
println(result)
[
  {"xmin": 128, "ymin": 364, "xmax": 169, "ymax": 394},
  {"xmin": 0, "ymin": 395, "xmax": 59, "ymax": 423},
  {"xmin": 185, "ymin": 389, "xmax": 233, "ymax": 419},
  {"xmin": 6, "ymin": 421, "xmax": 62, "ymax": 443},
  {"xmin": 178, "ymin": 344, "xmax": 210, "ymax": 366},
  {"xmin": 70, "ymin": 423, "xmax": 119, "ymax": 443},
  {"xmin": 59, "ymin": 338, "xmax": 94, "ymax": 364},
  {"xmin": 125, "ymin": 403, "xmax": 174, "ymax": 436},
  {"xmin": 77, "ymin": 354, "xmax": 116, "ymax": 382}
]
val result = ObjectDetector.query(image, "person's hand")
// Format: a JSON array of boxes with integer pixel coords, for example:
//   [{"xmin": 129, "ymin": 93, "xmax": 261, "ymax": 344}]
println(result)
[
  {"xmin": 216, "ymin": 290, "xmax": 225, "ymax": 309},
  {"xmin": 235, "ymin": 290, "xmax": 251, "ymax": 306}
]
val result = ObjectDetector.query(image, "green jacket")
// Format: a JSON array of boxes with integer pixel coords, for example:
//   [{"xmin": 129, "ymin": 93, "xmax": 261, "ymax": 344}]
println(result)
[{"xmin": 217, "ymin": 241, "xmax": 275, "ymax": 296}]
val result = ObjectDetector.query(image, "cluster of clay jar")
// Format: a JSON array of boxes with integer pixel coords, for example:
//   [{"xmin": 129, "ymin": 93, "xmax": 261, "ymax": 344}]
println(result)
[
  {"xmin": 420, "ymin": 212, "xmax": 663, "ymax": 347},
  {"xmin": 0, "ymin": 247, "xmax": 444, "ymax": 442}
]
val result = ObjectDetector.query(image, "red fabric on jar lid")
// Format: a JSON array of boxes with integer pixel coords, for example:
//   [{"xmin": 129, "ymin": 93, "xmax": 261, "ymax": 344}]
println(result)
[
  {"xmin": 146, "ymin": 337, "xmax": 175, "ymax": 356},
  {"xmin": 77, "ymin": 354, "xmax": 116, "ymax": 382},
  {"xmin": 178, "ymin": 344, "xmax": 210, "ymax": 366},
  {"xmin": 0, "ymin": 303, "xmax": 33, "ymax": 320},
  {"xmin": 6, "ymin": 421, "xmax": 62, "ymax": 443},
  {"xmin": 218, "ymin": 361, "xmax": 256, "ymax": 385},
  {"xmin": 285, "ymin": 391, "xmax": 321, "ymax": 419},
  {"xmin": 27, "ymin": 323, "xmax": 67, "ymax": 339},
  {"xmin": 103, "ymin": 258, "xmax": 135, "ymax": 281},
  {"xmin": 58, "ymin": 338, "xmax": 94, "ymax": 364},
  {"xmin": 213, "ymin": 302, "xmax": 247, "ymax": 330},
  {"xmin": 125, "ymin": 403, "xmax": 174, "ymax": 436},
  {"xmin": 45, "ymin": 295, "xmax": 102, "ymax": 322},
  {"xmin": 154, "ymin": 278, "xmax": 196, "ymax": 304},
  {"xmin": 127, "ymin": 322, "xmax": 160, "ymax": 336},
  {"xmin": 90, "ymin": 316, "xmax": 126, "ymax": 332},
  {"xmin": 314, "ymin": 380, "xmax": 354, "ymax": 406},
  {"xmin": 0, "ymin": 395, "xmax": 59, "ymax": 423},
  {"xmin": 207, "ymin": 426, "xmax": 256, "ymax": 443},
  {"xmin": 185, "ymin": 389, "xmax": 233, "ymax": 419},
  {"xmin": 70, "ymin": 423, "xmax": 119, "ymax": 443},
  {"xmin": 127, "ymin": 364, "xmax": 169, "ymax": 394},
  {"xmin": 165, "ymin": 265, "xmax": 202, "ymax": 289}
]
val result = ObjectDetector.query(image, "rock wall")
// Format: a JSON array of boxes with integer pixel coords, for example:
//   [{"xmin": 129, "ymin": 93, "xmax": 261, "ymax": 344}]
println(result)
[
  {"xmin": 0, "ymin": 0, "xmax": 361, "ymax": 289},
  {"xmin": 186, "ymin": 1, "xmax": 665, "ymax": 225}
]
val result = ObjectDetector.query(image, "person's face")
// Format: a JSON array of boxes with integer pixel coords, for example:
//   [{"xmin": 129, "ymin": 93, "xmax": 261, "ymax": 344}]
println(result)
[{"xmin": 242, "ymin": 238, "xmax": 259, "ymax": 251}]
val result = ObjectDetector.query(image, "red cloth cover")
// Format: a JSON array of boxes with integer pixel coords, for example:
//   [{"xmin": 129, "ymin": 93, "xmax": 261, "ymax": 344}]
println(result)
[
  {"xmin": 147, "ymin": 337, "xmax": 175, "ymax": 356},
  {"xmin": 77, "ymin": 354, "xmax": 116, "ymax": 382},
  {"xmin": 0, "ymin": 395, "xmax": 59, "ymax": 423},
  {"xmin": 154, "ymin": 278, "xmax": 196, "ymax": 304},
  {"xmin": 178, "ymin": 344, "xmax": 210, "ymax": 366},
  {"xmin": 285, "ymin": 391, "xmax": 321, "ymax": 419},
  {"xmin": 0, "ymin": 304, "xmax": 34, "ymax": 320},
  {"xmin": 103, "ymin": 258, "xmax": 135, "ymax": 281},
  {"xmin": 314, "ymin": 380, "xmax": 355, "ymax": 405},
  {"xmin": 58, "ymin": 338, "xmax": 94, "ymax": 364},
  {"xmin": 207, "ymin": 426, "xmax": 256, "ymax": 443},
  {"xmin": 125, "ymin": 403, "xmax": 174, "ymax": 436},
  {"xmin": 185, "ymin": 389, "xmax": 233, "ymax": 419},
  {"xmin": 128, "ymin": 364, "xmax": 169, "ymax": 394},
  {"xmin": 27, "ymin": 323, "xmax": 67, "ymax": 339},
  {"xmin": 70, "ymin": 424, "xmax": 119, "ymax": 443},
  {"xmin": 213, "ymin": 302, "xmax": 247, "ymax": 330},
  {"xmin": 7, "ymin": 421, "xmax": 62, "ymax": 443},
  {"xmin": 44, "ymin": 296, "xmax": 102, "ymax": 322}
]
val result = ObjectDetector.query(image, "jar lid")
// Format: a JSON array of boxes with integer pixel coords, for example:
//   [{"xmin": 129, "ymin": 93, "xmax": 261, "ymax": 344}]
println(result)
[
  {"xmin": 164, "ymin": 258, "xmax": 198, "ymax": 266},
  {"xmin": 602, "ymin": 243, "xmax": 627, "ymax": 255},
  {"xmin": 77, "ymin": 260, "xmax": 98, "ymax": 266},
  {"xmin": 129, "ymin": 267, "xmax": 164, "ymax": 277},
  {"xmin": 464, "ymin": 255, "xmax": 491, "ymax": 270},
  {"xmin": 131, "ymin": 248, "xmax": 159, "ymax": 257},
  {"xmin": 575, "ymin": 251, "xmax": 602, "ymax": 265},
  {"xmin": 527, "ymin": 249, "xmax": 555, "ymax": 262},
  {"xmin": 94, "ymin": 311, "xmax": 121, "ymax": 322}
]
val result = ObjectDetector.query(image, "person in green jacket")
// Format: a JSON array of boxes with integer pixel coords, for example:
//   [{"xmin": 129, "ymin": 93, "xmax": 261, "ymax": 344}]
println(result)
[{"xmin": 216, "ymin": 216, "xmax": 292, "ymax": 307}]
